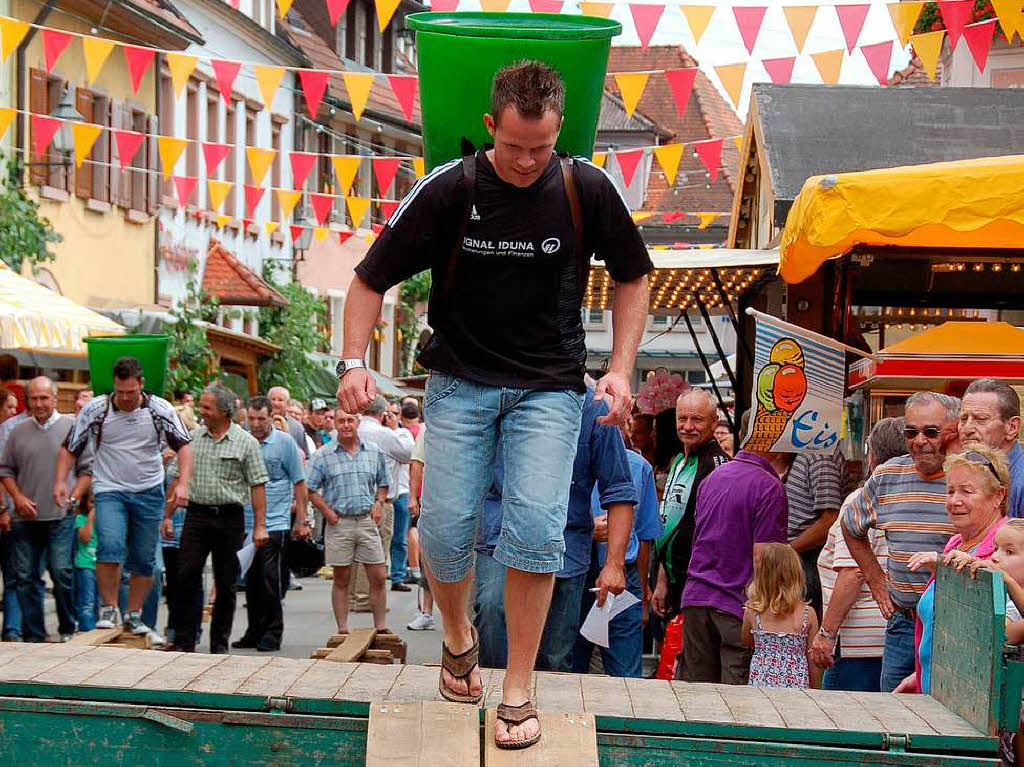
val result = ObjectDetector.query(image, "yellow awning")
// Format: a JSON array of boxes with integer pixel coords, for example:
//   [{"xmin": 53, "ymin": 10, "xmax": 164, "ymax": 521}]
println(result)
[
  {"xmin": 0, "ymin": 262, "xmax": 124, "ymax": 354},
  {"xmin": 779, "ymin": 155, "xmax": 1024, "ymax": 284},
  {"xmin": 878, "ymin": 321, "xmax": 1024, "ymax": 357}
]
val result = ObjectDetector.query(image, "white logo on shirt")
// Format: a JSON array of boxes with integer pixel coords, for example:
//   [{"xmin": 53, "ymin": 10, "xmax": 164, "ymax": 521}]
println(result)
[
  {"xmin": 470, "ymin": 205, "xmax": 481, "ymax": 221},
  {"xmin": 541, "ymin": 237, "xmax": 561, "ymax": 254}
]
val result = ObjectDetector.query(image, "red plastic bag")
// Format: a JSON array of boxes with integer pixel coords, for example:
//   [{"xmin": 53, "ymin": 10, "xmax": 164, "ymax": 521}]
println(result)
[{"xmin": 656, "ymin": 613, "xmax": 684, "ymax": 680}]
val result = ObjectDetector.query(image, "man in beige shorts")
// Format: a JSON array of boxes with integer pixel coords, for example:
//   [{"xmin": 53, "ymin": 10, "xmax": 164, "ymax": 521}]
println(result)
[{"xmin": 307, "ymin": 406, "xmax": 391, "ymax": 632}]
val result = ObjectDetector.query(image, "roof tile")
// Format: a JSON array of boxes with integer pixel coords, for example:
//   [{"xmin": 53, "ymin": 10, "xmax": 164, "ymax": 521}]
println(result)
[{"xmin": 202, "ymin": 240, "xmax": 289, "ymax": 308}]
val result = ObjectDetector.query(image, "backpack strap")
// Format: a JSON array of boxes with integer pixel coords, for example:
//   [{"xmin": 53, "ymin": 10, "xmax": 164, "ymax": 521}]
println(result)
[
  {"xmin": 441, "ymin": 154, "xmax": 476, "ymax": 302},
  {"xmin": 560, "ymin": 156, "xmax": 583, "ymax": 260}
]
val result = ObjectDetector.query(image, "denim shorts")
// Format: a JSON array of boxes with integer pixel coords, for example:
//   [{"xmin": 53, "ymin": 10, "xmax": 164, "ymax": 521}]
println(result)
[
  {"xmin": 420, "ymin": 372, "xmax": 584, "ymax": 581},
  {"xmin": 94, "ymin": 484, "xmax": 165, "ymax": 577}
]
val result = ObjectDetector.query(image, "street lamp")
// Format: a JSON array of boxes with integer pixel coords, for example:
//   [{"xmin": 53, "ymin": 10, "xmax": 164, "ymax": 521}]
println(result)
[{"xmin": 49, "ymin": 84, "xmax": 84, "ymax": 161}]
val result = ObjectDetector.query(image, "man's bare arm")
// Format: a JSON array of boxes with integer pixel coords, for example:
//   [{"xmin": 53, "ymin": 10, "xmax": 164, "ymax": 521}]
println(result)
[
  {"xmin": 596, "ymin": 275, "xmax": 649, "ymax": 425},
  {"xmin": 791, "ymin": 510, "xmax": 839, "ymax": 553},
  {"xmin": 338, "ymin": 276, "xmax": 384, "ymax": 413}
]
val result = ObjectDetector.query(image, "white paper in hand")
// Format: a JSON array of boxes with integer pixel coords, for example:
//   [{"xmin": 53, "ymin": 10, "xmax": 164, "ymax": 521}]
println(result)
[
  {"xmin": 236, "ymin": 534, "xmax": 255, "ymax": 578},
  {"xmin": 579, "ymin": 591, "xmax": 641, "ymax": 648}
]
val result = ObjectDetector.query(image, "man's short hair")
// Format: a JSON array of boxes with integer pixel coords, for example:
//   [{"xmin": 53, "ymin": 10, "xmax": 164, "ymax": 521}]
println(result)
[
  {"xmin": 112, "ymin": 357, "xmax": 144, "ymax": 381},
  {"xmin": 491, "ymin": 61, "xmax": 566, "ymax": 125},
  {"xmin": 401, "ymin": 401, "xmax": 420, "ymax": 420},
  {"xmin": 964, "ymin": 378, "xmax": 1021, "ymax": 422},
  {"xmin": 203, "ymin": 383, "xmax": 237, "ymax": 417},
  {"xmin": 676, "ymin": 388, "xmax": 716, "ymax": 416},
  {"xmin": 905, "ymin": 391, "xmax": 961, "ymax": 421},
  {"xmin": 869, "ymin": 416, "xmax": 908, "ymax": 466},
  {"xmin": 365, "ymin": 395, "xmax": 387, "ymax": 416},
  {"xmin": 249, "ymin": 395, "xmax": 272, "ymax": 415}
]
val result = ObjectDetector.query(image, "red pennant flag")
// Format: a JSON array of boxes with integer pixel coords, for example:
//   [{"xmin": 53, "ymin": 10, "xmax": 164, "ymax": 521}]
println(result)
[
  {"xmin": 123, "ymin": 46, "xmax": 155, "ymax": 94},
  {"xmin": 371, "ymin": 157, "xmax": 403, "ymax": 196},
  {"xmin": 371, "ymin": 223, "xmax": 384, "ymax": 234},
  {"xmin": 732, "ymin": 6, "xmax": 767, "ymax": 54},
  {"xmin": 615, "ymin": 148, "xmax": 644, "ymax": 187},
  {"xmin": 202, "ymin": 142, "xmax": 231, "ymax": 174},
  {"xmin": 244, "ymin": 185, "xmax": 266, "ymax": 217},
  {"xmin": 629, "ymin": 4, "xmax": 664, "ymax": 49},
  {"xmin": 297, "ymin": 70, "xmax": 331, "ymax": 117},
  {"xmin": 662, "ymin": 211, "xmax": 687, "ymax": 224},
  {"xmin": 311, "ymin": 193, "xmax": 334, "ymax": 225},
  {"xmin": 290, "ymin": 152, "xmax": 317, "ymax": 189},
  {"xmin": 963, "ymin": 18, "xmax": 997, "ymax": 73},
  {"xmin": 173, "ymin": 176, "xmax": 197, "ymax": 205},
  {"xmin": 379, "ymin": 200, "xmax": 400, "ymax": 219},
  {"xmin": 693, "ymin": 138, "xmax": 723, "ymax": 183},
  {"xmin": 387, "ymin": 75, "xmax": 417, "ymax": 123},
  {"xmin": 243, "ymin": 218, "xmax": 254, "ymax": 235},
  {"xmin": 325, "ymin": 0, "xmax": 351, "ymax": 25},
  {"xmin": 664, "ymin": 68, "xmax": 698, "ymax": 117},
  {"xmin": 528, "ymin": 0, "xmax": 563, "ymax": 11},
  {"xmin": 338, "ymin": 231, "xmax": 354, "ymax": 244},
  {"xmin": 835, "ymin": 4, "xmax": 870, "ymax": 53},
  {"xmin": 762, "ymin": 56, "xmax": 796, "ymax": 84},
  {"xmin": 31, "ymin": 114, "xmax": 61, "ymax": 158},
  {"xmin": 939, "ymin": 0, "xmax": 973, "ymax": 48},
  {"xmin": 41, "ymin": 29, "xmax": 72, "ymax": 72},
  {"xmin": 211, "ymin": 60, "xmax": 241, "ymax": 104},
  {"xmin": 429, "ymin": 0, "xmax": 458, "ymax": 8},
  {"xmin": 290, "ymin": 225, "xmax": 305, "ymax": 243},
  {"xmin": 113, "ymin": 130, "xmax": 146, "ymax": 168},
  {"xmin": 860, "ymin": 40, "xmax": 893, "ymax": 85}
]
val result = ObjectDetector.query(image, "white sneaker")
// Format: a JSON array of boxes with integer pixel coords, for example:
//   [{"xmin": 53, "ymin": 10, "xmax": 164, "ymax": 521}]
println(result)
[
  {"xmin": 407, "ymin": 612, "xmax": 435, "ymax": 631},
  {"xmin": 96, "ymin": 605, "xmax": 120, "ymax": 629},
  {"xmin": 147, "ymin": 629, "xmax": 166, "ymax": 647}
]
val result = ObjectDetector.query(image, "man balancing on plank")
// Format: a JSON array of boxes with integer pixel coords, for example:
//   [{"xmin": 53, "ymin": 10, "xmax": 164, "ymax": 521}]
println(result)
[{"xmin": 337, "ymin": 61, "xmax": 652, "ymax": 750}]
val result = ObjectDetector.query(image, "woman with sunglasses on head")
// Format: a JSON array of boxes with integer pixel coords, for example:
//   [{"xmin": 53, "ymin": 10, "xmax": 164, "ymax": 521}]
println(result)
[{"xmin": 896, "ymin": 444, "xmax": 1010, "ymax": 694}]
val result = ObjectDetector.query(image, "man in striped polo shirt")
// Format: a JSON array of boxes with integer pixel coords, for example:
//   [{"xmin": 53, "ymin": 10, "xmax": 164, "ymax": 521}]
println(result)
[{"xmin": 842, "ymin": 391, "xmax": 960, "ymax": 692}]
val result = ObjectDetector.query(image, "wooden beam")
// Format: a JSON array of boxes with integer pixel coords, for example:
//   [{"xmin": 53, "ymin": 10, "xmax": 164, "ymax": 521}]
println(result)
[
  {"xmin": 66, "ymin": 627, "xmax": 123, "ymax": 646},
  {"xmin": 324, "ymin": 627, "xmax": 377, "ymax": 663},
  {"xmin": 366, "ymin": 701, "xmax": 479, "ymax": 766}
]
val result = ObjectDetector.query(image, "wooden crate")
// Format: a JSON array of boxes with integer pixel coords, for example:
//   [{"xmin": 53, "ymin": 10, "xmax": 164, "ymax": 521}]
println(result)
[{"xmin": 309, "ymin": 628, "xmax": 407, "ymax": 665}]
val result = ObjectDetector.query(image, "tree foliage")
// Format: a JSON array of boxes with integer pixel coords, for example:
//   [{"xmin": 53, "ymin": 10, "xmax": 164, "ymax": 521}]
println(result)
[
  {"xmin": 398, "ymin": 270, "xmax": 431, "ymax": 375},
  {"xmin": 164, "ymin": 276, "xmax": 218, "ymax": 397},
  {"xmin": 0, "ymin": 158, "xmax": 62, "ymax": 272}
]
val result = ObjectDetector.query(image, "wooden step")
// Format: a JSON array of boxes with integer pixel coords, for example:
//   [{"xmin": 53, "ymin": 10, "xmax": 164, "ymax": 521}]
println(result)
[
  {"xmin": 484, "ymin": 709, "xmax": 598, "ymax": 766},
  {"xmin": 324, "ymin": 628, "xmax": 377, "ymax": 663},
  {"xmin": 366, "ymin": 700, "xmax": 478, "ymax": 766},
  {"xmin": 66, "ymin": 627, "xmax": 123, "ymax": 646}
]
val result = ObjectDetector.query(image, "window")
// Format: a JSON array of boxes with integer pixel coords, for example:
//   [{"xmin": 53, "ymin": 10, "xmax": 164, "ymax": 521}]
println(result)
[
  {"xmin": 381, "ymin": 24, "xmax": 393, "ymax": 74},
  {"xmin": 582, "ymin": 308, "xmax": 605, "ymax": 329},
  {"xmin": 224, "ymin": 99, "xmax": 236, "ymax": 216},
  {"xmin": 362, "ymin": 3, "xmax": 375, "ymax": 68},
  {"xmin": 687, "ymin": 369, "xmax": 707, "ymax": 385},
  {"xmin": 130, "ymin": 107, "xmax": 149, "ymax": 213},
  {"xmin": 345, "ymin": 2, "xmax": 357, "ymax": 60},
  {"xmin": 244, "ymin": 106, "xmax": 257, "ymax": 188},
  {"xmin": 159, "ymin": 69, "xmax": 175, "ymax": 200},
  {"xmin": 74, "ymin": 88, "xmax": 110, "ymax": 202},
  {"xmin": 185, "ymin": 78, "xmax": 200, "ymax": 180},
  {"xmin": 270, "ymin": 116, "xmax": 284, "ymax": 219},
  {"xmin": 28, "ymin": 69, "xmax": 70, "ymax": 191},
  {"xmin": 252, "ymin": 0, "xmax": 261, "ymax": 27},
  {"xmin": 206, "ymin": 90, "xmax": 219, "ymax": 160}
]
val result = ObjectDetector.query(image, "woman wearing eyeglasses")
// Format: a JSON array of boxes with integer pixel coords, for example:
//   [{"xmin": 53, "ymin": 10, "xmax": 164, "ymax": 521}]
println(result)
[{"xmin": 896, "ymin": 444, "xmax": 1010, "ymax": 694}]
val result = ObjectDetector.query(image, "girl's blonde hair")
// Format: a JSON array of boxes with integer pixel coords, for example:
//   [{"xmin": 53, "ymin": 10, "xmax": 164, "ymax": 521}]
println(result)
[{"xmin": 746, "ymin": 542, "xmax": 805, "ymax": 615}]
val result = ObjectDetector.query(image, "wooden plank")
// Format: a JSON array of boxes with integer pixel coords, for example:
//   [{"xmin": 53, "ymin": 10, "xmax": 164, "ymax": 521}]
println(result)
[
  {"xmin": 0, "ymin": 644, "xmax": 96, "ymax": 681},
  {"xmin": 580, "ymin": 674, "xmax": 632, "ymax": 718},
  {"xmin": 108, "ymin": 632, "xmax": 152, "ymax": 650},
  {"xmin": 133, "ymin": 653, "xmax": 227, "ymax": 692},
  {"xmin": 718, "ymin": 685, "xmax": 786, "ymax": 728},
  {"xmin": 484, "ymin": 709, "xmax": 599, "ymax": 766},
  {"xmin": 367, "ymin": 700, "xmax": 479, "ymax": 766},
  {"xmin": 236, "ymin": 657, "xmax": 316, "ymax": 697},
  {"xmin": 34, "ymin": 647, "xmax": 140, "ymax": 685},
  {"xmin": 624, "ymin": 676, "xmax": 685, "ymax": 721},
  {"xmin": 288, "ymin": 660, "xmax": 358, "ymax": 699},
  {"xmin": 87, "ymin": 648, "xmax": 181, "ymax": 689},
  {"xmin": 386, "ymin": 664, "xmax": 443, "ymax": 702},
  {"xmin": 850, "ymin": 692, "xmax": 938, "ymax": 735},
  {"xmin": 66, "ymin": 627, "xmax": 123, "ymax": 646},
  {"xmin": 759, "ymin": 687, "xmax": 838, "ymax": 730},
  {"xmin": 483, "ymin": 668, "xmax": 506, "ymax": 709},
  {"xmin": 802, "ymin": 689, "xmax": 886, "ymax": 732},
  {"xmin": 187, "ymin": 655, "xmax": 272, "ymax": 694},
  {"xmin": 534, "ymin": 672, "xmax": 584, "ymax": 714},
  {"xmin": 672, "ymin": 682, "xmax": 735, "ymax": 725},
  {"xmin": 337, "ymin": 661, "xmax": 403, "ymax": 702},
  {"xmin": 894, "ymin": 693, "xmax": 984, "ymax": 736},
  {"xmin": 325, "ymin": 627, "xmax": 376, "ymax": 663}
]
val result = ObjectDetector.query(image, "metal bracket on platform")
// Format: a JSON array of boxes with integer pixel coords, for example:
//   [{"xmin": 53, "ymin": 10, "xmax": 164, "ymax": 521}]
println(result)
[
  {"xmin": 265, "ymin": 696, "xmax": 293, "ymax": 712},
  {"xmin": 883, "ymin": 734, "xmax": 909, "ymax": 752}
]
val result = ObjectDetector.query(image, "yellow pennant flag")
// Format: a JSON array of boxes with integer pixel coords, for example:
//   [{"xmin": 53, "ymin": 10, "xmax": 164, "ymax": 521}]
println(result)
[
  {"xmin": 680, "ymin": 5, "xmax": 716, "ymax": 44},
  {"xmin": 346, "ymin": 196, "xmax": 370, "ymax": 228},
  {"xmin": 71, "ymin": 122, "xmax": 103, "ymax": 168},
  {"xmin": 265, "ymin": 221, "xmax": 280, "ymax": 236},
  {"xmin": 157, "ymin": 136, "xmax": 187, "ymax": 179},
  {"xmin": 216, "ymin": 214, "xmax": 232, "ymax": 229},
  {"xmin": 276, "ymin": 0, "xmax": 294, "ymax": 17},
  {"xmin": 653, "ymin": 143, "xmax": 684, "ymax": 185},
  {"xmin": 167, "ymin": 53, "xmax": 197, "ymax": 98},
  {"xmin": 810, "ymin": 49, "xmax": 845, "ymax": 85},
  {"xmin": 314, "ymin": 226, "xmax": 329, "ymax": 242},
  {"xmin": 252, "ymin": 65, "xmax": 285, "ymax": 108},
  {"xmin": 412, "ymin": 157, "xmax": 425, "ymax": 178},
  {"xmin": 246, "ymin": 147, "xmax": 276, "ymax": 186},
  {"xmin": 375, "ymin": 0, "xmax": 402, "ymax": 31},
  {"xmin": 910, "ymin": 30, "xmax": 945, "ymax": 80},
  {"xmin": 887, "ymin": 2, "xmax": 923, "ymax": 46},
  {"xmin": 782, "ymin": 6, "xmax": 818, "ymax": 53},
  {"xmin": 733, "ymin": 136, "xmax": 743, "ymax": 154},
  {"xmin": 580, "ymin": 1, "xmax": 613, "ymax": 17},
  {"xmin": 631, "ymin": 211, "xmax": 654, "ymax": 224},
  {"xmin": 342, "ymin": 72, "xmax": 374, "ymax": 121},
  {"xmin": 0, "ymin": 107, "xmax": 14, "ymax": 140},
  {"xmin": 82, "ymin": 37, "xmax": 114, "ymax": 84},
  {"xmin": 207, "ymin": 180, "xmax": 233, "ymax": 212},
  {"xmin": 592, "ymin": 151, "xmax": 607, "ymax": 168},
  {"xmin": 614, "ymin": 72, "xmax": 650, "ymax": 119},
  {"xmin": 991, "ymin": 0, "xmax": 1023, "ymax": 40},
  {"xmin": 713, "ymin": 62, "xmax": 746, "ymax": 110},
  {"xmin": 698, "ymin": 243, "xmax": 715, "ymax": 249},
  {"xmin": 0, "ymin": 18, "xmax": 29, "ymax": 63},
  {"xmin": 277, "ymin": 190, "xmax": 302, "ymax": 219},
  {"xmin": 480, "ymin": 0, "xmax": 511, "ymax": 10},
  {"xmin": 331, "ymin": 155, "xmax": 362, "ymax": 195},
  {"xmin": 697, "ymin": 212, "xmax": 720, "ymax": 229},
  {"xmin": 365, "ymin": 233, "xmax": 375, "ymax": 245}
]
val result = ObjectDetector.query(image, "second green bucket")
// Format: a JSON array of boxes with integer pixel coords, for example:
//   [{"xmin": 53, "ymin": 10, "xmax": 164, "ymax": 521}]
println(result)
[
  {"xmin": 407, "ymin": 12, "xmax": 621, "ymax": 171},
  {"xmin": 84, "ymin": 334, "xmax": 169, "ymax": 396}
]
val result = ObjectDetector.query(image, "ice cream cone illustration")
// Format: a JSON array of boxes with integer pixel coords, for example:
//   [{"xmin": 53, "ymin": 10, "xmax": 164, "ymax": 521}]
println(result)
[{"xmin": 745, "ymin": 338, "xmax": 808, "ymax": 451}]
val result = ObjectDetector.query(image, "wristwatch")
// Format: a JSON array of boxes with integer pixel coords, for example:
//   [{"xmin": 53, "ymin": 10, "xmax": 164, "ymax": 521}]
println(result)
[
  {"xmin": 336, "ymin": 358, "xmax": 367, "ymax": 378},
  {"xmin": 817, "ymin": 626, "xmax": 837, "ymax": 642}
]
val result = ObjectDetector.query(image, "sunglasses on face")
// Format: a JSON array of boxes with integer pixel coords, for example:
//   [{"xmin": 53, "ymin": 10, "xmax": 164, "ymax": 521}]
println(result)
[{"xmin": 904, "ymin": 427, "xmax": 942, "ymax": 439}]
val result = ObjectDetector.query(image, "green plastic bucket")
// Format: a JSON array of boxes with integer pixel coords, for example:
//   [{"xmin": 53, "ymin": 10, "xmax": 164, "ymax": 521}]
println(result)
[
  {"xmin": 407, "ymin": 12, "xmax": 621, "ymax": 170},
  {"xmin": 83, "ymin": 334, "xmax": 169, "ymax": 396}
]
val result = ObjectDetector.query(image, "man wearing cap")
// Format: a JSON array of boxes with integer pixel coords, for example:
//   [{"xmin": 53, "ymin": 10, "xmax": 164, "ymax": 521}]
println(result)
[{"xmin": 305, "ymin": 399, "xmax": 332, "ymax": 450}]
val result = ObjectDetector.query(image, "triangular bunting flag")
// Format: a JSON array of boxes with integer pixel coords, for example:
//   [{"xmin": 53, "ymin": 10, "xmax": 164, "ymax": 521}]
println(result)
[
  {"xmin": 311, "ymin": 193, "xmax": 334, "ymax": 225},
  {"xmin": 910, "ymin": 30, "xmax": 945, "ymax": 80},
  {"xmin": 592, "ymin": 151, "xmax": 607, "ymax": 167},
  {"xmin": 664, "ymin": 67, "xmax": 697, "ymax": 117},
  {"xmin": 630, "ymin": 4, "xmax": 665, "ymax": 49},
  {"xmin": 338, "ymin": 230, "xmax": 354, "ymax": 244},
  {"xmin": 371, "ymin": 157, "xmax": 403, "ymax": 196},
  {"xmin": 203, "ymin": 142, "xmax": 232, "ymax": 175},
  {"xmin": 662, "ymin": 211, "xmax": 687, "ymax": 224},
  {"xmin": 653, "ymin": 143, "xmax": 683, "ymax": 185},
  {"xmin": 276, "ymin": 0, "xmax": 295, "ymax": 17},
  {"xmin": 216, "ymin": 215, "xmax": 232, "ymax": 229},
  {"xmin": 697, "ymin": 212, "xmax": 720, "ymax": 229},
  {"xmin": 314, "ymin": 226, "xmax": 329, "ymax": 242},
  {"xmin": 631, "ymin": 212, "xmax": 654, "ymax": 223},
  {"xmin": 811, "ymin": 49, "xmax": 845, "ymax": 85},
  {"xmin": 242, "ymin": 218, "xmax": 253, "ymax": 235},
  {"xmin": 734, "ymin": 135, "xmax": 743, "ymax": 153},
  {"xmin": 253, "ymin": 65, "xmax": 285, "ymax": 108},
  {"xmin": 0, "ymin": 108, "xmax": 14, "ymax": 140},
  {"xmin": 71, "ymin": 122, "xmax": 103, "ymax": 168},
  {"xmin": 860, "ymin": 40, "xmax": 893, "ymax": 85},
  {"xmin": 211, "ymin": 60, "xmax": 241, "ymax": 104},
  {"xmin": 428, "ymin": 0, "xmax": 458, "ymax": 9},
  {"xmin": 157, "ymin": 137, "xmax": 187, "ymax": 179},
  {"xmin": 82, "ymin": 37, "xmax": 114, "ymax": 84},
  {"xmin": 963, "ymin": 18, "xmax": 997, "ymax": 73},
  {"xmin": 480, "ymin": 0, "xmax": 511, "ymax": 11},
  {"xmin": 244, "ymin": 185, "xmax": 266, "ymax": 217},
  {"xmin": 375, "ymin": 0, "xmax": 402, "ymax": 31},
  {"xmin": 713, "ymin": 62, "xmax": 746, "ymax": 109},
  {"xmin": 412, "ymin": 157, "xmax": 425, "ymax": 178},
  {"xmin": 887, "ymin": 1, "xmax": 924, "ymax": 46},
  {"xmin": 41, "ymin": 29, "xmax": 72, "ymax": 72},
  {"xmin": 762, "ymin": 56, "xmax": 796, "ymax": 84},
  {"xmin": 298, "ymin": 69, "xmax": 331, "ymax": 117},
  {"xmin": 289, "ymin": 225, "xmax": 304, "ymax": 243},
  {"xmin": 693, "ymin": 138, "xmax": 723, "ymax": 183},
  {"xmin": 680, "ymin": 5, "xmax": 716, "ymax": 44},
  {"xmin": 326, "ymin": 0, "xmax": 351, "ymax": 25},
  {"xmin": 528, "ymin": 0, "xmax": 563, "ymax": 11},
  {"xmin": 332, "ymin": 155, "xmax": 362, "ymax": 194},
  {"xmin": 580, "ymin": 1, "xmax": 613, "ymax": 16},
  {"xmin": 732, "ymin": 6, "xmax": 767, "ymax": 54},
  {"xmin": 387, "ymin": 75, "xmax": 417, "ymax": 122},
  {"xmin": 939, "ymin": 0, "xmax": 973, "ymax": 48},
  {"xmin": 207, "ymin": 180, "xmax": 232, "ymax": 212},
  {"xmin": 113, "ymin": 130, "xmax": 146, "ymax": 169},
  {"xmin": 31, "ymin": 114, "xmax": 61, "ymax": 159},
  {"xmin": 991, "ymin": 0, "xmax": 1024, "ymax": 40},
  {"xmin": 246, "ymin": 148, "xmax": 276, "ymax": 186},
  {"xmin": 835, "ymin": 4, "xmax": 870, "ymax": 53},
  {"xmin": 614, "ymin": 148, "xmax": 644, "ymax": 187},
  {"xmin": 123, "ymin": 46, "xmax": 155, "ymax": 94},
  {"xmin": 782, "ymin": 6, "xmax": 818, "ymax": 53},
  {"xmin": 173, "ymin": 176, "xmax": 197, "ymax": 205},
  {"xmin": 278, "ymin": 189, "xmax": 302, "ymax": 219},
  {"xmin": 265, "ymin": 221, "xmax": 279, "ymax": 236},
  {"xmin": 167, "ymin": 53, "xmax": 197, "ymax": 98},
  {"xmin": 614, "ymin": 72, "xmax": 650, "ymax": 118},
  {"xmin": 380, "ymin": 200, "xmax": 400, "ymax": 219},
  {"xmin": 346, "ymin": 196, "xmax": 370, "ymax": 228},
  {"xmin": 0, "ymin": 18, "xmax": 29, "ymax": 63},
  {"xmin": 342, "ymin": 72, "xmax": 374, "ymax": 121},
  {"xmin": 290, "ymin": 152, "xmax": 317, "ymax": 189}
]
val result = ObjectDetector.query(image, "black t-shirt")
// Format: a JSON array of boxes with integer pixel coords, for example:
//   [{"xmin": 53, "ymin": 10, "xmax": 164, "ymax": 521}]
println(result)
[{"xmin": 354, "ymin": 151, "xmax": 653, "ymax": 392}]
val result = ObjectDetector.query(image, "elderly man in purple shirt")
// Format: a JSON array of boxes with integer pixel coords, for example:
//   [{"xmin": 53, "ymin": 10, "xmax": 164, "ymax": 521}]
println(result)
[{"xmin": 678, "ymin": 447, "xmax": 790, "ymax": 684}]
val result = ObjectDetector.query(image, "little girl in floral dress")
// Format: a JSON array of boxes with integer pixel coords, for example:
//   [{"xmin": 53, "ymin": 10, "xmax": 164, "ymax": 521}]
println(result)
[{"xmin": 742, "ymin": 542, "xmax": 822, "ymax": 688}]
